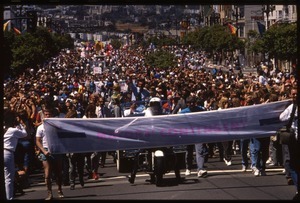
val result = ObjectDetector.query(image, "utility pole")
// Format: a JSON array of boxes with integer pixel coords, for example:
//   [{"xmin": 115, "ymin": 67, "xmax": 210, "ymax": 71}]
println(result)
[
  {"xmin": 26, "ymin": 10, "xmax": 37, "ymax": 33},
  {"xmin": 175, "ymin": 6, "xmax": 178, "ymax": 44},
  {"xmin": 262, "ymin": 4, "xmax": 275, "ymax": 30},
  {"xmin": 232, "ymin": 5, "xmax": 241, "ymax": 37},
  {"xmin": 262, "ymin": 5, "xmax": 275, "ymax": 67},
  {"xmin": 198, "ymin": 8, "xmax": 204, "ymax": 27},
  {"xmin": 15, "ymin": 5, "xmax": 25, "ymax": 33},
  {"xmin": 231, "ymin": 5, "xmax": 242, "ymax": 69}
]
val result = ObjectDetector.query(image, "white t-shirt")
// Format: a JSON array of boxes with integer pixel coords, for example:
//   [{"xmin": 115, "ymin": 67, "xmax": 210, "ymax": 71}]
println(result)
[
  {"xmin": 36, "ymin": 124, "xmax": 48, "ymax": 149},
  {"xmin": 258, "ymin": 75, "xmax": 267, "ymax": 85}
]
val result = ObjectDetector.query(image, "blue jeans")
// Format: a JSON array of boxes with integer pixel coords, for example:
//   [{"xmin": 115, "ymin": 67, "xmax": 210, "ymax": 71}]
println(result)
[
  {"xmin": 281, "ymin": 144, "xmax": 291, "ymax": 178},
  {"xmin": 195, "ymin": 143, "xmax": 208, "ymax": 171},
  {"xmin": 250, "ymin": 138, "xmax": 260, "ymax": 169},
  {"xmin": 250, "ymin": 137, "xmax": 269, "ymax": 171},
  {"xmin": 240, "ymin": 139, "xmax": 249, "ymax": 167}
]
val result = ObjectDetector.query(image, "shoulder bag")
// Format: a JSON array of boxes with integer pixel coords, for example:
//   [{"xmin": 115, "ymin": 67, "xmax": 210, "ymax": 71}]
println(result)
[{"xmin": 277, "ymin": 104, "xmax": 296, "ymax": 145}]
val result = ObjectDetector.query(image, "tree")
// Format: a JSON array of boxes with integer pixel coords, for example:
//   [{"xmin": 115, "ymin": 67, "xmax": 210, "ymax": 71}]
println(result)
[
  {"xmin": 145, "ymin": 50, "xmax": 176, "ymax": 69},
  {"xmin": 3, "ymin": 31, "xmax": 15, "ymax": 78},
  {"xmin": 5, "ymin": 26, "xmax": 74, "ymax": 77},
  {"xmin": 110, "ymin": 38, "xmax": 122, "ymax": 49},
  {"xmin": 245, "ymin": 30, "xmax": 264, "ymax": 54},
  {"xmin": 262, "ymin": 23, "xmax": 297, "ymax": 64},
  {"xmin": 182, "ymin": 24, "xmax": 244, "ymax": 63},
  {"xmin": 246, "ymin": 23, "xmax": 296, "ymax": 67},
  {"xmin": 182, "ymin": 24, "xmax": 244, "ymax": 54}
]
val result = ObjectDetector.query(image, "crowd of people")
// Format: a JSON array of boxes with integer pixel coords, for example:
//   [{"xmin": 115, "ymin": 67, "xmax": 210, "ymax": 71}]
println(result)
[{"xmin": 3, "ymin": 42, "xmax": 298, "ymax": 200}]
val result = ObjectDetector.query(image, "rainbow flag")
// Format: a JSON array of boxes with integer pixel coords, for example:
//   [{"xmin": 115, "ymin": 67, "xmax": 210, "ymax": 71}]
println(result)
[
  {"xmin": 13, "ymin": 27, "xmax": 21, "ymax": 35},
  {"xmin": 227, "ymin": 23, "xmax": 237, "ymax": 35},
  {"xmin": 3, "ymin": 20, "xmax": 10, "ymax": 31}
]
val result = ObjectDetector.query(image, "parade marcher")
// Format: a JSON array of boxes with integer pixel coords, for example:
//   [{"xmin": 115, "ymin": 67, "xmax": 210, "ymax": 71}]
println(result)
[
  {"xmin": 231, "ymin": 96, "xmax": 250, "ymax": 172},
  {"xmin": 171, "ymin": 89, "xmax": 188, "ymax": 114},
  {"xmin": 14, "ymin": 109, "xmax": 35, "ymax": 188},
  {"xmin": 65, "ymin": 100, "xmax": 85, "ymax": 189},
  {"xmin": 128, "ymin": 97, "xmax": 182, "ymax": 184},
  {"xmin": 131, "ymin": 78, "xmax": 150, "ymax": 102},
  {"xmin": 96, "ymin": 96, "xmax": 114, "ymax": 168},
  {"xmin": 4, "ymin": 109, "xmax": 28, "ymax": 200},
  {"xmin": 179, "ymin": 96, "xmax": 208, "ymax": 178},
  {"xmin": 35, "ymin": 107, "xmax": 64, "ymax": 200},
  {"xmin": 83, "ymin": 103, "xmax": 101, "ymax": 180},
  {"xmin": 110, "ymin": 83, "xmax": 122, "ymax": 117},
  {"xmin": 218, "ymin": 94, "xmax": 233, "ymax": 166},
  {"xmin": 279, "ymin": 87, "xmax": 299, "ymax": 200},
  {"xmin": 248, "ymin": 92, "xmax": 270, "ymax": 177}
]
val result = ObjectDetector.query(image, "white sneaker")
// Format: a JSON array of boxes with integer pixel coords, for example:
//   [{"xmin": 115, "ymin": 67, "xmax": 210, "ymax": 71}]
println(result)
[
  {"xmin": 197, "ymin": 170, "xmax": 207, "ymax": 178},
  {"xmin": 185, "ymin": 169, "xmax": 191, "ymax": 176},
  {"xmin": 223, "ymin": 158, "xmax": 232, "ymax": 166},
  {"xmin": 253, "ymin": 167, "xmax": 260, "ymax": 177},
  {"xmin": 266, "ymin": 157, "xmax": 272, "ymax": 164},
  {"xmin": 242, "ymin": 165, "xmax": 247, "ymax": 172}
]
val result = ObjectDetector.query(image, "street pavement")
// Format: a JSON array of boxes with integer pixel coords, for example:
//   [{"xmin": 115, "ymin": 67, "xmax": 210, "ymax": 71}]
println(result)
[{"xmin": 15, "ymin": 150, "xmax": 296, "ymax": 200}]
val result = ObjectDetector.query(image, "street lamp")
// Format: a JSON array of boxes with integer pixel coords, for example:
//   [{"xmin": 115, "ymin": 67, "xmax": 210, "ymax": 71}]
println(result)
[
  {"xmin": 198, "ymin": 9, "xmax": 204, "ymax": 27},
  {"xmin": 262, "ymin": 5, "xmax": 275, "ymax": 66},
  {"xmin": 232, "ymin": 5, "xmax": 242, "ymax": 37},
  {"xmin": 262, "ymin": 5, "xmax": 275, "ymax": 29},
  {"xmin": 210, "ymin": 10, "xmax": 215, "ymax": 26},
  {"xmin": 15, "ymin": 5, "xmax": 26, "ymax": 32},
  {"xmin": 26, "ymin": 10, "xmax": 37, "ymax": 33}
]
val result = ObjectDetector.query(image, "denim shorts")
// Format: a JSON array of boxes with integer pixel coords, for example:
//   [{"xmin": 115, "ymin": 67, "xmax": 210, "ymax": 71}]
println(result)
[{"xmin": 37, "ymin": 148, "xmax": 62, "ymax": 161}]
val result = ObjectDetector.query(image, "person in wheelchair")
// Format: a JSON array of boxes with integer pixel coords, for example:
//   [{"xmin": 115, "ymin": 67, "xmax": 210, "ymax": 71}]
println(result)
[{"xmin": 127, "ymin": 97, "xmax": 182, "ymax": 185}]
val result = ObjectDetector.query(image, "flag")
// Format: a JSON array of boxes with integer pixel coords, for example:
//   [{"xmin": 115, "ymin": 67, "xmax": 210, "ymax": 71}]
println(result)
[
  {"xmin": 257, "ymin": 21, "xmax": 266, "ymax": 36},
  {"xmin": 227, "ymin": 23, "xmax": 237, "ymax": 35},
  {"xmin": 3, "ymin": 20, "xmax": 10, "ymax": 31},
  {"xmin": 13, "ymin": 27, "xmax": 21, "ymax": 35}
]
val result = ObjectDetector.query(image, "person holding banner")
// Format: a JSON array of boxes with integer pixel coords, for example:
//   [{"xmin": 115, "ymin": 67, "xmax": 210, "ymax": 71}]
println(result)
[
  {"xmin": 35, "ymin": 107, "xmax": 64, "ymax": 200},
  {"xmin": 65, "ymin": 101, "xmax": 85, "ymax": 189},
  {"xmin": 249, "ymin": 92, "xmax": 270, "ymax": 177},
  {"xmin": 128, "ymin": 97, "xmax": 182, "ymax": 184},
  {"xmin": 179, "ymin": 96, "xmax": 208, "ymax": 178},
  {"xmin": 279, "ymin": 87, "xmax": 299, "ymax": 200},
  {"xmin": 218, "ymin": 94, "xmax": 233, "ymax": 166}
]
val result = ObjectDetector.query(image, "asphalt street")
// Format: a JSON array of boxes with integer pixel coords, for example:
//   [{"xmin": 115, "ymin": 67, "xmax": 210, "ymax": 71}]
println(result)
[{"xmin": 14, "ymin": 150, "xmax": 296, "ymax": 200}]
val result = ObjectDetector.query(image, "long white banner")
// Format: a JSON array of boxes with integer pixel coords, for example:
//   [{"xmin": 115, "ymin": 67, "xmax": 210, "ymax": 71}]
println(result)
[{"xmin": 44, "ymin": 100, "xmax": 291, "ymax": 154}]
